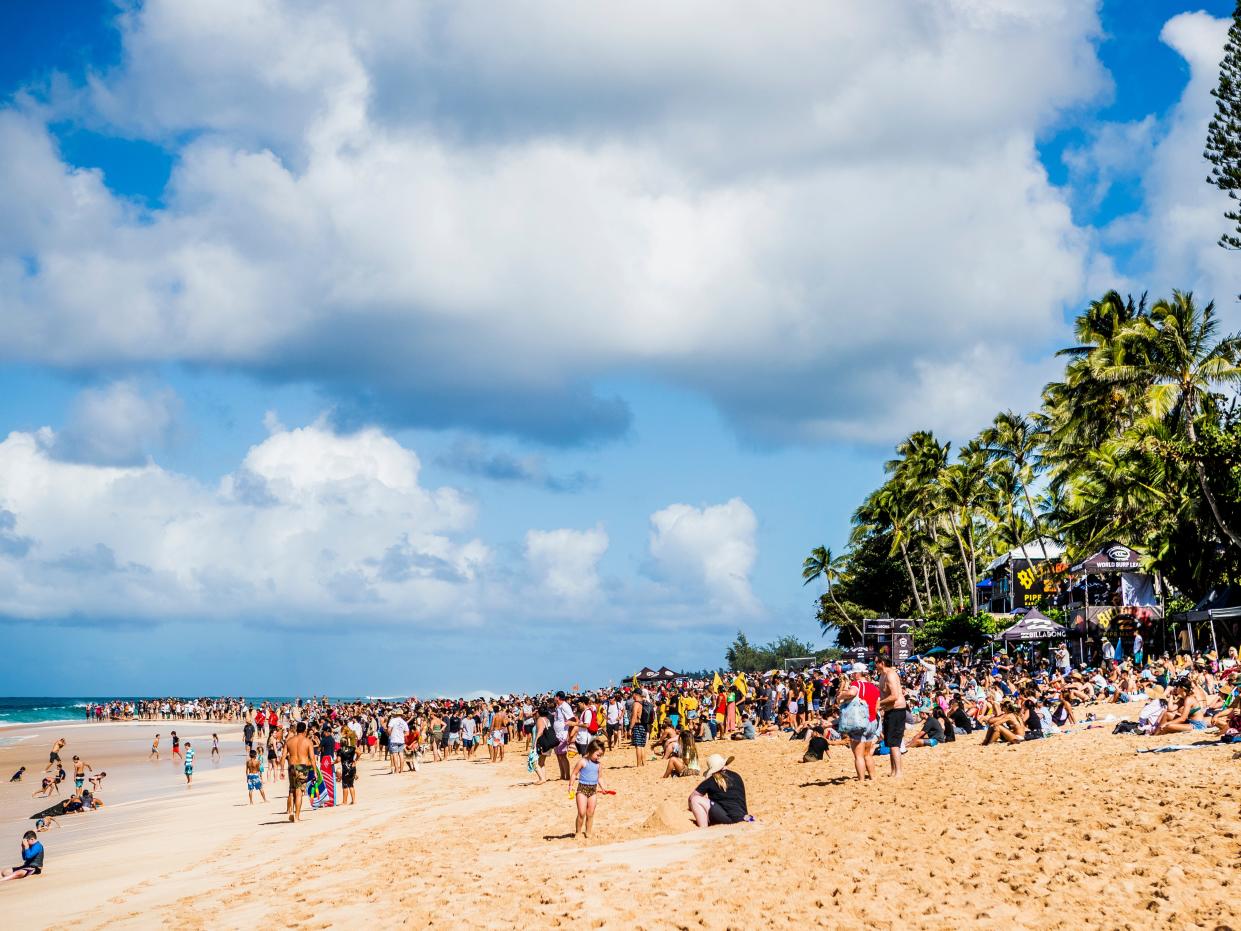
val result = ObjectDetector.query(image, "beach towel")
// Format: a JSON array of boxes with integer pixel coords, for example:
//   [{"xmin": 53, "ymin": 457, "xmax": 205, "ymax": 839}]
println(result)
[
  {"xmin": 1135, "ymin": 743, "xmax": 1219, "ymax": 754},
  {"xmin": 307, "ymin": 757, "xmax": 336, "ymax": 808}
]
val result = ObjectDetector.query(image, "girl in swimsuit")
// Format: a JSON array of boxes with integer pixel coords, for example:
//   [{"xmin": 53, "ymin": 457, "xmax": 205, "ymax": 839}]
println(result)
[{"xmin": 570, "ymin": 740, "xmax": 606, "ymax": 839}]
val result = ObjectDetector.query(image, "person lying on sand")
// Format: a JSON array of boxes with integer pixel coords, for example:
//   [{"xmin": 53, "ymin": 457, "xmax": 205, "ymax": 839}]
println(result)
[
  {"xmin": 0, "ymin": 831, "xmax": 43, "ymax": 882},
  {"xmin": 31, "ymin": 777, "xmax": 55, "ymax": 799},
  {"xmin": 33, "ymin": 816, "xmax": 57, "ymax": 833}
]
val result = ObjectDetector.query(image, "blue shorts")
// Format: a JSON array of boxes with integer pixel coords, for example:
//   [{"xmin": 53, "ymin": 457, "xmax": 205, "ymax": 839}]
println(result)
[
  {"xmin": 247, "ymin": 774, "xmax": 262, "ymax": 790},
  {"xmin": 1190, "ymin": 720, "xmax": 1207, "ymax": 731}
]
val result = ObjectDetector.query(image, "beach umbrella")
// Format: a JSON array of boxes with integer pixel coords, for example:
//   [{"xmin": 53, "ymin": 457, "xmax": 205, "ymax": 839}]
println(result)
[{"xmin": 926, "ymin": 646, "xmax": 947, "ymax": 655}]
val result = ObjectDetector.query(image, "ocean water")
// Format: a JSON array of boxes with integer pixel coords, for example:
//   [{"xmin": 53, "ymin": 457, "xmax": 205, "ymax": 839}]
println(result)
[
  {"xmin": 0, "ymin": 696, "xmax": 372, "ymax": 727},
  {"xmin": 0, "ymin": 697, "xmax": 100, "ymax": 726}
]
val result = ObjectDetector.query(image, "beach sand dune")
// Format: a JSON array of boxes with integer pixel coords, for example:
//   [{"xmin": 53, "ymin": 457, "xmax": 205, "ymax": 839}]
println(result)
[{"xmin": 1, "ymin": 717, "xmax": 1238, "ymax": 929}]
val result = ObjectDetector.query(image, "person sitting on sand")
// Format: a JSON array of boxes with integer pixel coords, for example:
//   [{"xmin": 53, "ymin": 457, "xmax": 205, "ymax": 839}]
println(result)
[
  {"xmin": 688, "ymin": 755, "xmax": 750, "ymax": 827},
  {"xmin": 664, "ymin": 730, "xmax": 700, "ymax": 778},
  {"xmin": 1154, "ymin": 683, "xmax": 1209, "ymax": 734},
  {"xmin": 801, "ymin": 724, "xmax": 830, "ymax": 762},
  {"xmin": 907, "ymin": 708, "xmax": 947, "ymax": 748},
  {"xmin": 9, "ymin": 766, "xmax": 25, "ymax": 783},
  {"xmin": 33, "ymin": 816, "xmax": 57, "ymax": 833},
  {"xmin": 0, "ymin": 831, "xmax": 44, "ymax": 882},
  {"xmin": 981, "ymin": 701, "xmax": 1027, "ymax": 745},
  {"xmin": 655, "ymin": 720, "xmax": 679, "ymax": 760}
]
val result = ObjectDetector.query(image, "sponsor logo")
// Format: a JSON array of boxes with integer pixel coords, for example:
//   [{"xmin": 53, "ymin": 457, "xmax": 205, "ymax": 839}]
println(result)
[{"xmin": 1106, "ymin": 546, "xmax": 1132, "ymax": 561}]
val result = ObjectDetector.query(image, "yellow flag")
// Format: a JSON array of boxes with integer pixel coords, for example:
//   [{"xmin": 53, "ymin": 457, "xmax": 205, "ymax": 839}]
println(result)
[
  {"xmin": 631, "ymin": 674, "xmax": 638, "ymax": 689},
  {"xmin": 733, "ymin": 674, "xmax": 748, "ymax": 699},
  {"xmin": 712, "ymin": 671, "xmax": 723, "ymax": 691}
]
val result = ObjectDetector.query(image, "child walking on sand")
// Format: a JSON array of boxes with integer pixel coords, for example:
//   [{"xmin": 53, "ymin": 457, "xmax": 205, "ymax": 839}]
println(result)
[
  {"xmin": 570, "ymin": 739, "xmax": 606, "ymax": 840},
  {"xmin": 183, "ymin": 742, "xmax": 194, "ymax": 786},
  {"xmin": 246, "ymin": 750, "xmax": 267, "ymax": 804}
]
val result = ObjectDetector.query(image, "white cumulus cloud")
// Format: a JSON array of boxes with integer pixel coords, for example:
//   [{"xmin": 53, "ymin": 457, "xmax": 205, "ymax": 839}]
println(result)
[
  {"xmin": 647, "ymin": 498, "xmax": 759, "ymax": 614},
  {"xmin": 523, "ymin": 524, "xmax": 609, "ymax": 605},
  {"xmin": 0, "ymin": 0, "xmax": 1114, "ymax": 445}
]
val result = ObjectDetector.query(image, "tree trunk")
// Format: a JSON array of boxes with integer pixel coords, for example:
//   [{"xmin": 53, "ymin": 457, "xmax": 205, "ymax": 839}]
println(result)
[
  {"xmin": 948, "ymin": 511, "xmax": 977, "ymax": 613},
  {"xmin": 919, "ymin": 555, "xmax": 935, "ymax": 609},
  {"xmin": 935, "ymin": 557, "xmax": 951, "ymax": 604},
  {"xmin": 898, "ymin": 539, "xmax": 925, "ymax": 615},
  {"xmin": 1023, "ymin": 486, "xmax": 1052, "ymax": 563},
  {"xmin": 967, "ymin": 520, "xmax": 980, "ymax": 610},
  {"xmin": 827, "ymin": 585, "xmax": 860, "ymax": 641}
]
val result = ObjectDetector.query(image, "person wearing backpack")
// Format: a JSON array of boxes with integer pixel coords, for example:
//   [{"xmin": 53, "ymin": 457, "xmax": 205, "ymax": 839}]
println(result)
[
  {"xmin": 533, "ymin": 705, "xmax": 557, "ymax": 783},
  {"xmin": 837, "ymin": 663, "xmax": 880, "ymax": 782},
  {"xmin": 631, "ymin": 690, "xmax": 652, "ymax": 768}
]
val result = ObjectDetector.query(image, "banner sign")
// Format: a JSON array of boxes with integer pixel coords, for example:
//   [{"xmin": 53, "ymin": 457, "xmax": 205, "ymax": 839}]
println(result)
[
  {"xmin": 1013, "ymin": 558, "xmax": 1068, "ymax": 607},
  {"xmin": 892, "ymin": 632, "xmax": 914, "ymax": 663},
  {"xmin": 1068, "ymin": 604, "xmax": 1164, "ymax": 634}
]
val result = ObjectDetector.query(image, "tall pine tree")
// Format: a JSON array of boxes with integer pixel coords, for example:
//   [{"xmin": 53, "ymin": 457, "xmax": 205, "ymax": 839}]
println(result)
[{"xmin": 1205, "ymin": 2, "xmax": 1241, "ymax": 249}]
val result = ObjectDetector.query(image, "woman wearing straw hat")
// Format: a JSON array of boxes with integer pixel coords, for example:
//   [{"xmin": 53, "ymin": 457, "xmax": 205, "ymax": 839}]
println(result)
[{"xmin": 688, "ymin": 754, "xmax": 750, "ymax": 827}]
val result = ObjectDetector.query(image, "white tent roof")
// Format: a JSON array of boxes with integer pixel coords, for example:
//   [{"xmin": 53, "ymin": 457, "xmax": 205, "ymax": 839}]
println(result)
[{"xmin": 984, "ymin": 538, "xmax": 1065, "ymax": 573}]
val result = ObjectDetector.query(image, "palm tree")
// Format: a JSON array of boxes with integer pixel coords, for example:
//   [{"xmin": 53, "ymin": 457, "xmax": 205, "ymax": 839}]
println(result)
[
  {"xmin": 982, "ymin": 411, "xmax": 1053, "ymax": 563},
  {"xmin": 1124, "ymin": 291, "xmax": 1241, "ymax": 547},
  {"xmin": 801, "ymin": 545, "xmax": 856, "ymax": 635},
  {"xmin": 854, "ymin": 488, "xmax": 926, "ymax": 614}
]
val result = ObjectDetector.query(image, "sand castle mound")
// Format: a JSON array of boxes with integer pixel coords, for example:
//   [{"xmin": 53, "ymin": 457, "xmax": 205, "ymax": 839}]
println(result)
[{"xmin": 641, "ymin": 799, "xmax": 696, "ymax": 835}]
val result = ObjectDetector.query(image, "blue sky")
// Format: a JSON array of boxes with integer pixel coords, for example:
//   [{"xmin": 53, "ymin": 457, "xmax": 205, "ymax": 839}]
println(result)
[{"xmin": 0, "ymin": 1, "xmax": 1236, "ymax": 696}]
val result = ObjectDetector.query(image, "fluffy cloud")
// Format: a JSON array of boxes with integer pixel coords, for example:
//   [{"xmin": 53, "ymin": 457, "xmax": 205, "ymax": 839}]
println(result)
[
  {"xmin": 0, "ymin": 418, "xmax": 489, "ymax": 623},
  {"xmin": 523, "ymin": 525, "xmax": 609, "ymax": 604},
  {"xmin": 647, "ymin": 498, "xmax": 759, "ymax": 614},
  {"xmin": 51, "ymin": 379, "xmax": 182, "ymax": 465},
  {"xmin": 0, "ymin": 0, "xmax": 1111, "ymax": 445},
  {"xmin": 0, "ymin": 415, "xmax": 760, "ymax": 627}
]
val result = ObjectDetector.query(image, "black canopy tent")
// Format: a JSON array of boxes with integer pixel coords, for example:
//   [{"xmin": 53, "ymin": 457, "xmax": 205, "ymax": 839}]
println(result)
[
  {"xmin": 1170, "ymin": 585, "xmax": 1241, "ymax": 657},
  {"xmin": 1065, "ymin": 543, "xmax": 1161, "ymax": 663},
  {"xmin": 634, "ymin": 666, "xmax": 680, "ymax": 684}
]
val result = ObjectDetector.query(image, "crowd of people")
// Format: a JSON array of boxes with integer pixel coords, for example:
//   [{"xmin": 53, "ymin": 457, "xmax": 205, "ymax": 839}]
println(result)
[{"xmin": 8, "ymin": 641, "xmax": 1239, "ymax": 874}]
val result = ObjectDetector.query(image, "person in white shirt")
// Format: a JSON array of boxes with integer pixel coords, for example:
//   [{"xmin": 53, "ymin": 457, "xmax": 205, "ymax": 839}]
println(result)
[
  {"xmin": 919, "ymin": 657, "xmax": 937, "ymax": 690},
  {"xmin": 552, "ymin": 692, "xmax": 576, "ymax": 781},
  {"xmin": 386, "ymin": 713, "xmax": 409, "ymax": 775},
  {"xmin": 605, "ymin": 698, "xmax": 622, "ymax": 750}
]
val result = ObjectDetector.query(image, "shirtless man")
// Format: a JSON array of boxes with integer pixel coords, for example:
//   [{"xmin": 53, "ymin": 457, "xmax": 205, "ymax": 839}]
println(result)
[
  {"xmin": 490, "ymin": 708, "xmax": 509, "ymax": 763},
  {"xmin": 284, "ymin": 722, "xmax": 315, "ymax": 823},
  {"xmin": 149, "ymin": 734, "xmax": 160, "ymax": 760},
  {"xmin": 71, "ymin": 756, "xmax": 92, "ymax": 793},
  {"xmin": 876, "ymin": 655, "xmax": 907, "ymax": 779},
  {"xmin": 44, "ymin": 738, "xmax": 65, "ymax": 773}
]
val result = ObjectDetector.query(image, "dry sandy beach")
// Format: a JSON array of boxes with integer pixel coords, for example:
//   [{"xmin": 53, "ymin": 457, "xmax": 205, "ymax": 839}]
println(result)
[{"xmin": 1, "ymin": 713, "xmax": 1238, "ymax": 930}]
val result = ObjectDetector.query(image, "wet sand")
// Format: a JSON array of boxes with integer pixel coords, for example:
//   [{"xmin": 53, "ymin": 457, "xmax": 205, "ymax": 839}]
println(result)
[{"xmin": 1, "ymin": 712, "xmax": 1238, "ymax": 929}]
